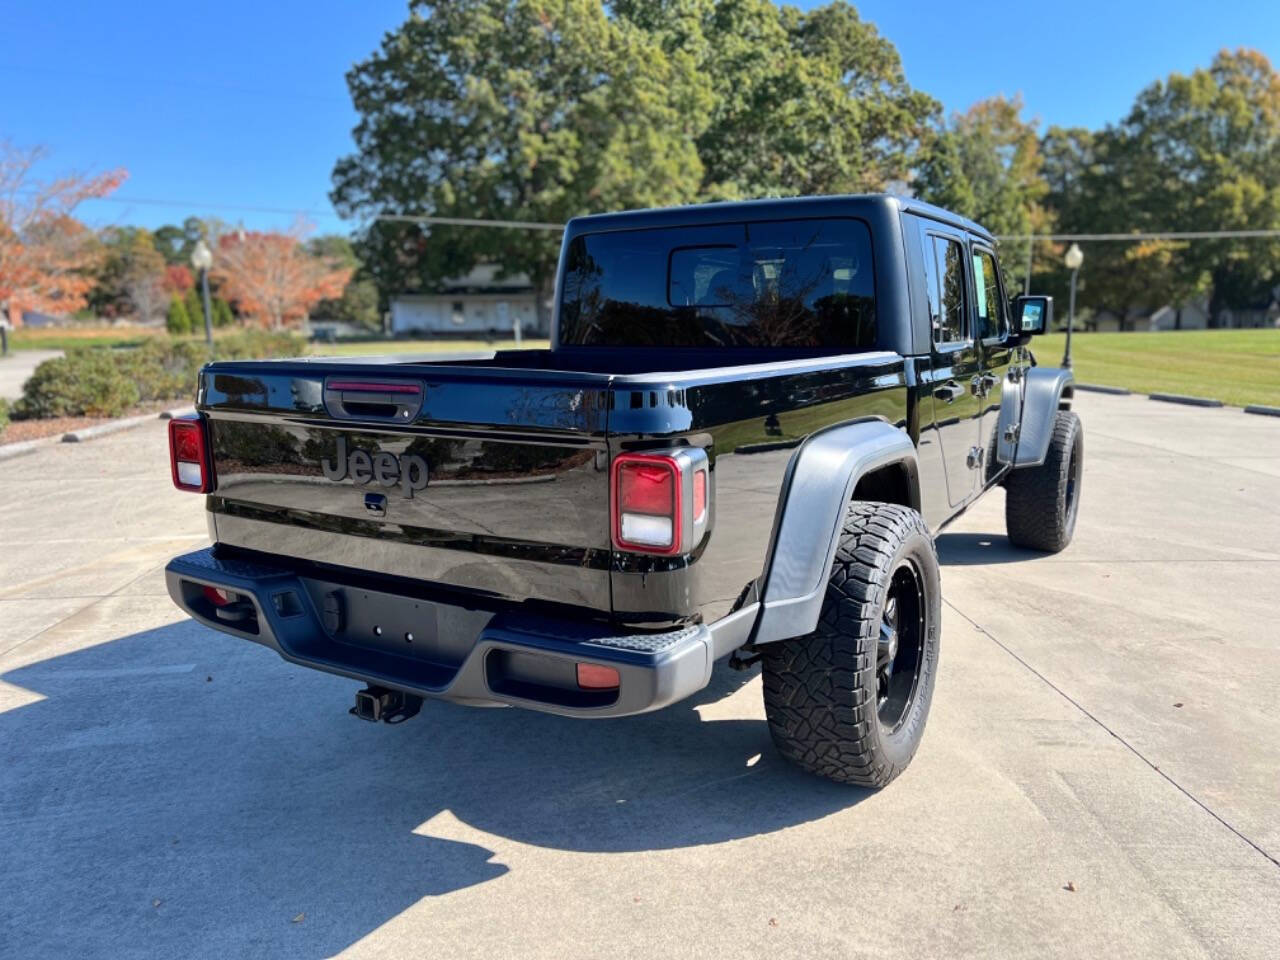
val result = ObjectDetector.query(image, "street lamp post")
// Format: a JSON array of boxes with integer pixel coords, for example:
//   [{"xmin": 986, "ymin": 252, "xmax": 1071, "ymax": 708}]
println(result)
[
  {"xmin": 1063, "ymin": 242, "xmax": 1084, "ymax": 369},
  {"xmin": 190, "ymin": 240, "xmax": 214, "ymax": 348}
]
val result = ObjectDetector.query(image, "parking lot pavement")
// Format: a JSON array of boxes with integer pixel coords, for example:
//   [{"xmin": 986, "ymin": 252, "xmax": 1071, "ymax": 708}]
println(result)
[
  {"xmin": 1, "ymin": 394, "xmax": 1278, "ymax": 960},
  {"xmin": 0, "ymin": 348, "xmax": 62, "ymax": 401}
]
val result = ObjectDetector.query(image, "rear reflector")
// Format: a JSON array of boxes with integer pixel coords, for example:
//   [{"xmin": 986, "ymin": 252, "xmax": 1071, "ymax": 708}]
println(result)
[
  {"xmin": 202, "ymin": 585, "xmax": 237, "ymax": 607},
  {"xmin": 693, "ymin": 468, "xmax": 707, "ymax": 523},
  {"xmin": 168, "ymin": 417, "xmax": 213, "ymax": 493},
  {"xmin": 576, "ymin": 663, "xmax": 620, "ymax": 690}
]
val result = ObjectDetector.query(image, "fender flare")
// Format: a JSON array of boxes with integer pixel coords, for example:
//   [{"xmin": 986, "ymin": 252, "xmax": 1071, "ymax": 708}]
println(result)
[
  {"xmin": 1010, "ymin": 366, "xmax": 1074, "ymax": 468},
  {"xmin": 753, "ymin": 420, "xmax": 919, "ymax": 645}
]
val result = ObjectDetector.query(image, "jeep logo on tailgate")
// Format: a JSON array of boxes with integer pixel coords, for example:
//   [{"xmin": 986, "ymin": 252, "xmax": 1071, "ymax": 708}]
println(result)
[{"xmin": 322, "ymin": 436, "xmax": 429, "ymax": 499}]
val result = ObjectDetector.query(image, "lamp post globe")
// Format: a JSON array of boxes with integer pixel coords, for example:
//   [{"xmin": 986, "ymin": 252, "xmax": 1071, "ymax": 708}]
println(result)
[
  {"xmin": 1063, "ymin": 243, "xmax": 1084, "ymax": 369},
  {"xmin": 190, "ymin": 241, "xmax": 215, "ymax": 347},
  {"xmin": 190, "ymin": 240, "xmax": 213, "ymax": 272}
]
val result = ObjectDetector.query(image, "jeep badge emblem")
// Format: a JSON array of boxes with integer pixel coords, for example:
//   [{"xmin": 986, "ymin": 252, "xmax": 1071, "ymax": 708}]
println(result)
[{"xmin": 322, "ymin": 436, "xmax": 429, "ymax": 499}]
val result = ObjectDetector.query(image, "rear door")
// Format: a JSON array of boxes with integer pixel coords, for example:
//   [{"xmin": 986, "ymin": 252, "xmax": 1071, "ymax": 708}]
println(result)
[
  {"xmin": 920, "ymin": 227, "xmax": 984, "ymax": 507},
  {"xmin": 969, "ymin": 241, "xmax": 1014, "ymax": 484},
  {"xmin": 201, "ymin": 362, "xmax": 615, "ymax": 614}
]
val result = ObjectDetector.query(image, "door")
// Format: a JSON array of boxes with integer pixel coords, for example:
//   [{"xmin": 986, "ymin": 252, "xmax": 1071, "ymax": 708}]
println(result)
[
  {"xmin": 921, "ymin": 229, "xmax": 984, "ymax": 507},
  {"xmin": 970, "ymin": 242, "xmax": 1014, "ymax": 485}
]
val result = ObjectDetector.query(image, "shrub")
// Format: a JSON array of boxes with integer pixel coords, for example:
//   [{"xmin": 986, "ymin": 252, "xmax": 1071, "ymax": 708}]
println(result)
[
  {"xmin": 184, "ymin": 288, "xmax": 205, "ymax": 331},
  {"xmin": 215, "ymin": 329, "xmax": 306, "ymax": 360},
  {"xmin": 166, "ymin": 296, "xmax": 192, "ymax": 335},
  {"xmin": 0, "ymin": 397, "xmax": 9, "ymax": 438},
  {"xmin": 117, "ymin": 339, "xmax": 206, "ymax": 403},
  {"xmin": 17, "ymin": 349, "xmax": 140, "ymax": 418},
  {"xmin": 213, "ymin": 297, "xmax": 235, "ymax": 327},
  {"xmin": 15, "ymin": 329, "xmax": 305, "ymax": 421}
]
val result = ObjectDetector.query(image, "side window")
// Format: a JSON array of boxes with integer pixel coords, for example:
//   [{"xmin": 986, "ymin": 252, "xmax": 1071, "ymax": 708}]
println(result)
[
  {"xmin": 922, "ymin": 234, "xmax": 966, "ymax": 344},
  {"xmin": 971, "ymin": 247, "xmax": 1008, "ymax": 341}
]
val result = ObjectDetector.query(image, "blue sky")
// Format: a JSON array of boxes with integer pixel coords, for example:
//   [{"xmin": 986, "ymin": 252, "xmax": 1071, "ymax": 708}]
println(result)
[{"xmin": 2, "ymin": 0, "xmax": 1277, "ymax": 234}]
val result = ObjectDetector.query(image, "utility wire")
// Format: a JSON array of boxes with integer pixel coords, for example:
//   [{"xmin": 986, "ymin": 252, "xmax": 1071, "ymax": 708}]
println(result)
[
  {"xmin": 1002, "ymin": 229, "xmax": 1280, "ymax": 242},
  {"xmin": 48, "ymin": 194, "xmax": 1280, "ymax": 241}
]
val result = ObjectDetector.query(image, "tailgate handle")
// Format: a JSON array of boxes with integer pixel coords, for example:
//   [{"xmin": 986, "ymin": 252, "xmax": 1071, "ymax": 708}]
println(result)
[{"xmin": 323, "ymin": 379, "xmax": 424, "ymax": 422}]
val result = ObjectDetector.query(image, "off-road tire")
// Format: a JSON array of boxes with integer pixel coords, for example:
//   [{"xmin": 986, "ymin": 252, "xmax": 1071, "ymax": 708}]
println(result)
[
  {"xmin": 1004, "ymin": 410, "xmax": 1083, "ymax": 552},
  {"xmin": 761, "ymin": 502, "xmax": 941, "ymax": 787}
]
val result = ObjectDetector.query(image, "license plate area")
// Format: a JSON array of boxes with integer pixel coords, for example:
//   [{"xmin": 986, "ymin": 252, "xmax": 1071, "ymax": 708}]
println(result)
[{"xmin": 300, "ymin": 580, "xmax": 491, "ymax": 669}]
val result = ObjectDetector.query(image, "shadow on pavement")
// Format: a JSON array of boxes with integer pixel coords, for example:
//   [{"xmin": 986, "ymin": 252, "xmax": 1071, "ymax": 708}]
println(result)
[
  {"xmin": 936, "ymin": 531, "xmax": 1041, "ymax": 566},
  {"xmin": 1, "ymin": 619, "xmax": 868, "ymax": 957}
]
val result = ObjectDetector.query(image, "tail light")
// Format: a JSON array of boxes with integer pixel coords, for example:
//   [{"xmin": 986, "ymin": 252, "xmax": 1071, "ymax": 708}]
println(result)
[
  {"xmin": 611, "ymin": 449, "xmax": 710, "ymax": 555},
  {"xmin": 169, "ymin": 416, "xmax": 213, "ymax": 493}
]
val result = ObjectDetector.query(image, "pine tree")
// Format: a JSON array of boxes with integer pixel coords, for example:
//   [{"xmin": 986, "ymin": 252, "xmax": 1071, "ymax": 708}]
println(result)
[{"xmin": 166, "ymin": 296, "xmax": 192, "ymax": 335}]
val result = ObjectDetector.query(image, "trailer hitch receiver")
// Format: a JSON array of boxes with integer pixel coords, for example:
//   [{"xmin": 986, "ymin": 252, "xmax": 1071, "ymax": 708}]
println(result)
[{"xmin": 351, "ymin": 685, "xmax": 424, "ymax": 724}]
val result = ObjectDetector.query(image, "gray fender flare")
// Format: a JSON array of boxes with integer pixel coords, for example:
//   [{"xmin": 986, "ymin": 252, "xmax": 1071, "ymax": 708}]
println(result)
[
  {"xmin": 1007, "ymin": 366, "xmax": 1074, "ymax": 468},
  {"xmin": 752, "ymin": 420, "xmax": 919, "ymax": 645}
]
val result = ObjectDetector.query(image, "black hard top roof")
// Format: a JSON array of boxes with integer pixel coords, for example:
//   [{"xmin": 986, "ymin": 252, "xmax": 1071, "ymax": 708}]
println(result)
[{"xmin": 564, "ymin": 193, "xmax": 994, "ymax": 242}]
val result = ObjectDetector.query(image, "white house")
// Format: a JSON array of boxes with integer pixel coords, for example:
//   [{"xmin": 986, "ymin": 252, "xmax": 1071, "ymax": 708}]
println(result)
[
  {"xmin": 1085, "ymin": 294, "xmax": 1278, "ymax": 332},
  {"xmin": 389, "ymin": 265, "xmax": 541, "ymax": 337}
]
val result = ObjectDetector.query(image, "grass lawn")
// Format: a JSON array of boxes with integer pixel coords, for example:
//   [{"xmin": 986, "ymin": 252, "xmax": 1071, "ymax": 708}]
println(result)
[
  {"xmin": 9, "ymin": 324, "xmax": 1276, "ymax": 408},
  {"xmin": 6, "ymin": 327, "xmax": 549, "ymax": 357},
  {"xmin": 6, "ymin": 326, "xmax": 168, "ymax": 351},
  {"xmin": 309, "ymin": 338, "xmax": 549, "ymax": 357},
  {"xmin": 1032, "ymin": 329, "xmax": 1280, "ymax": 409}
]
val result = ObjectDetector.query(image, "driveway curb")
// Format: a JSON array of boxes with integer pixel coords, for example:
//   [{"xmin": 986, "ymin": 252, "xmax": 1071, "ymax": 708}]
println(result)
[
  {"xmin": 1075, "ymin": 383, "xmax": 1131, "ymax": 396},
  {"xmin": 1244, "ymin": 404, "xmax": 1280, "ymax": 418},
  {"xmin": 0, "ymin": 436, "xmax": 58, "ymax": 461},
  {"xmin": 61, "ymin": 412, "xmax": 157, "ymax": 443},
  {"xmin": 61, "ymin": 406, "xmax": 196, "ymax": 443},
  {"xmin": 1, "ymin": 406, "xmax": 196, "ymax": 459},
  {"xmin": 1148, "ymin": 392, "xmax": 1224, "ymax": 408}
]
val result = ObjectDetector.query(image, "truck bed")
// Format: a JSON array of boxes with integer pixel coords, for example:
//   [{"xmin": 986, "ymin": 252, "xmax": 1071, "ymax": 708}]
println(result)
[{"xmin": 197, "ymin": 347, "xmax": 908, "ymax": 629}]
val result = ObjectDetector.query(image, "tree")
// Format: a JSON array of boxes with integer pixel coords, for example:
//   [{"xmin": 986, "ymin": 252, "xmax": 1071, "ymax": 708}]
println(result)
[
  {"xmin": 121, "ymin": 235, "xmax": 168, "ymax": 323},
  {"xmin": 0, "ymin": 140, "xmax": 125, "ymax": 322},
  {"xmin": 183, "ymin": 286, "xmax": 204, "ymax": 330},
  {"xmin": 916, "ymin": 96, "xmax": 1048, "ymax": 290},
  {"xmin": 152, "ymin": 217, "xmax": 209, "ymax": 266},
  {"xmin": 162, "ymin": 264, "xmax": 193, "ymax": 294},
  {"xmin": 332, "ymin": 0, "xmax": 712, "ymax": 327},
  {"xmin": 166, "ymin": 295, "xmax": 192, "ymax": 334},
  {"xmin": 1110, "ymin": 49, "xmax": 1280, "ymax": 319},
  {"xmin": 213, "ymin": 220, "xmax": 352, "ymax": 329},
  {"xmin": 617, "ymin": 0, "xmax": 937, "ymax": 199},
  {"xmin": 212, "ymin": 297, "xmax": 234, "ymax": 327},
  {"xmin": 1038, "ymin": 49, "xmax": 1280, "ymax": 322},
  {"xmin": 306, "ymin": 234, "xmax": 381, "ymax": 330}
]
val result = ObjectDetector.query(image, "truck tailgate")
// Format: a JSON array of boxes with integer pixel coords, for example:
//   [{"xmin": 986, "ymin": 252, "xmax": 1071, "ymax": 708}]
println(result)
[{"xmin": 200, "ymin": 361, "xmax": 613, "ymax": 614}]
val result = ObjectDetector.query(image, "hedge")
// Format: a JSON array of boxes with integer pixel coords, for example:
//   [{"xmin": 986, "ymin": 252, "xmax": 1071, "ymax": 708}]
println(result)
[{"xmin": 14, "ymin": 330, "xmax": 305, "ymax": 420}]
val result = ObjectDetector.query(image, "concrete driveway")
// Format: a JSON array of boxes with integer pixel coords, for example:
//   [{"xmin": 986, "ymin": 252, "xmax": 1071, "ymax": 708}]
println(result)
[
  {"xmin": 1, "ymin": 392, "xmax": 1277, "ymax": 959},
  {"xmin": 0, "ymin": 348, "xmax": 62, "ymax": 401}
]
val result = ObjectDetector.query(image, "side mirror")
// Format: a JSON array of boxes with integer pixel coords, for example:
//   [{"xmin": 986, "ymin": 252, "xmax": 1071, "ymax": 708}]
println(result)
[{"xmin": 1013, "ymin": 295, "xmax": 1053, "ymax": 335}]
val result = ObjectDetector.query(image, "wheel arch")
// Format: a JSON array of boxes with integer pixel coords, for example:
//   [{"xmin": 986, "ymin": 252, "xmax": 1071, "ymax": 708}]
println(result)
[
  {"xmin": 1013, "ymin": 366, "xmax": 1075, "ymax": 468},
  {"xmin": 753, "ymin": 419, "xmax": 920, "ymax": 645}
]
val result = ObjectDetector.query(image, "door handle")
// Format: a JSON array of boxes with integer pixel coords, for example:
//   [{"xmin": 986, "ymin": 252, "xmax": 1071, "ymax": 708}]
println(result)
[
  {"xmin": 969, "ymin": 374, "xmax": 998, "ymax": 398},
  {"xmin": 934, "ymin": 381, "xmax": 964, "ymax": 403}
]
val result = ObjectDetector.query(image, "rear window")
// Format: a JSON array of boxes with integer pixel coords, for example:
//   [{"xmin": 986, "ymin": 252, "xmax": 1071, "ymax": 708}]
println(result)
[{"xmin": 558, "ymin": 218, "xmax": 876, "ymax": 348}]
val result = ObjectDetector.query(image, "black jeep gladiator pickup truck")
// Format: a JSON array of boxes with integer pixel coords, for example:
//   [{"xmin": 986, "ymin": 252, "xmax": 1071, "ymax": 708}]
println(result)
[{"xmin": 165, "ymin": 195, "xmax": 1081, "ymax": 787}]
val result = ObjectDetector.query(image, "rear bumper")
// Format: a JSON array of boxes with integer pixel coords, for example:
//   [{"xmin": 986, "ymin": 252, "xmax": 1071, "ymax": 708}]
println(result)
[{"xmin": 165, "ymin": 547, "xmax": 742, "ymax": 717}]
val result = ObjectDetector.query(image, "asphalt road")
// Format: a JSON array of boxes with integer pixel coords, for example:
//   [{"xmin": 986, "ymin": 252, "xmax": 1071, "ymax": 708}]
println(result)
[
  {"xmin": 0, "ymin": 349, "xmax": 62, "ymax": 401},
  {"xmin": 1, "ymin": 391, "xmax": 1278, "ymax": 959}
]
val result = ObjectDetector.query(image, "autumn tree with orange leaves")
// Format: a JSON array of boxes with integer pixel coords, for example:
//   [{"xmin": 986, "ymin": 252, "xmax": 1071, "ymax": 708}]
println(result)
[
  {"xmin": 0, "ymin": 140, "xmax": 126, "ymax": 324},
  {"xmin": 213, "ymin": 221, "xmax": 351, "ymax": 329}
]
